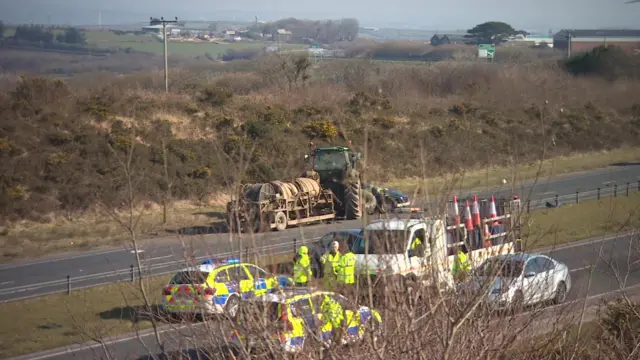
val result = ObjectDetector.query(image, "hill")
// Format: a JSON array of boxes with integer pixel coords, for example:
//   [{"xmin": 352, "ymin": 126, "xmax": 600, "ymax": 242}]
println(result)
[{"xmin": 0, "ymin": 51, "xmax": 639, "ymax": 226}]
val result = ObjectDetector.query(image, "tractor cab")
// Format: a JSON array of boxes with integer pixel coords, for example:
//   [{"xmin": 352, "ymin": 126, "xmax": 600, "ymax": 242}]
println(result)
[{"xmin": 303, "ymin": 144, "xmax": 374, "ymax": 220}]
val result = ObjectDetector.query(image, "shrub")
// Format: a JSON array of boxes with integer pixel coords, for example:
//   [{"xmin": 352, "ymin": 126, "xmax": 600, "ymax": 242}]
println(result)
[{"xmin": 302, "ymin": 120, "xmax": 338, "ymax": 139}]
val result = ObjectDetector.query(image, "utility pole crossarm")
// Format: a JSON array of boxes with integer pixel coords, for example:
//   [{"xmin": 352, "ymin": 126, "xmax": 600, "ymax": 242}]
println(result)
[{"xmin": 150, "ymin": 16, "xmax": 179, "ymax": 93}]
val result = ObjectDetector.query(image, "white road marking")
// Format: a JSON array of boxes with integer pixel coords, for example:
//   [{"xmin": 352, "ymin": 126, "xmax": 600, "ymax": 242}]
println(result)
[
  {"xmin": 570, "ymin": 265, "xmax": 593, "ymax": 273},
  {"xmin": 602, "ymin": 181, "xmax": 616, "ymax": 185},
  {"xmin": 130, "ymin": 250, "xmax": 145, "ymax": 254},
  {"xmin": 0, "ymin": 281, "xmax": 14, "ymax": 286}
]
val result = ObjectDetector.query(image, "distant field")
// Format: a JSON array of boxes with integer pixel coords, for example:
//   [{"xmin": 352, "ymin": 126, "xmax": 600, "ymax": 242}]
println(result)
[{"xmin": 84, "ymin": 30, "xmax": 305, "ymax": 57}]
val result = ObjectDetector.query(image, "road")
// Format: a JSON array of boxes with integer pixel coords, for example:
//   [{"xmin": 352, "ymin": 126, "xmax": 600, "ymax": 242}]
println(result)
[
  {"xmin": 0, "ymin": 164, "xmax": 639, "ymax": 301},
  {"xmin": 9, "ymin": 231, "xmax": 640, "ymax": 360}
]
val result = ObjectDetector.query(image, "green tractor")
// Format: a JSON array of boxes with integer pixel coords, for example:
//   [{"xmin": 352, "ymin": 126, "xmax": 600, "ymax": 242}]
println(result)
[{"xmin": 303, "ymin": 146, "xmax": 378, "ymax": 219}]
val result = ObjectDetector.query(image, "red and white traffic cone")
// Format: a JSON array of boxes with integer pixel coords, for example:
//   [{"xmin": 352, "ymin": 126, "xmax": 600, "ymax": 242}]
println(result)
[
  {"xmin": 472, "ymin": 195, "xmax": 481, "ymax": 228},
  {"xmin": 453, "ymin": 195, "xmax": 461, "ymax": 226},
  {"xmin": 489, "ymin": 195, "xmax": 500, "ymax": 226},
  {"xmin": 464, "ymin": 200, "xmax": 474, "ymax": 231}
]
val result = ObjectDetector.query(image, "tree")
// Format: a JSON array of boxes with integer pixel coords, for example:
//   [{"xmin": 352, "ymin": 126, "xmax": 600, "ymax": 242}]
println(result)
[
  {"xmin": 465, "ymin": 21, "xmax": 517, "ymax": 44},
  {"xmin": 62, "ymin": 27, "xmax": 86, "ymax": 44},
  {"xmin": 0, "ymin": 20, "xmax": 5, "ymax": 39}
]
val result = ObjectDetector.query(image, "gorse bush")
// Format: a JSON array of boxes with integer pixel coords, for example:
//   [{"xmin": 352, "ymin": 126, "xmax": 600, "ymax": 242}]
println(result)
[{"xmin": 1, "ymin": 54, "xmax": 639, "ymax": 223}]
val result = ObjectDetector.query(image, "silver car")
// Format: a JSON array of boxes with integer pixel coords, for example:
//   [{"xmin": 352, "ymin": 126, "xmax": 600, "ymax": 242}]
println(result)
[{"xmin": 459, "ymin": 253, "xmax": 571, "ymax": 309}]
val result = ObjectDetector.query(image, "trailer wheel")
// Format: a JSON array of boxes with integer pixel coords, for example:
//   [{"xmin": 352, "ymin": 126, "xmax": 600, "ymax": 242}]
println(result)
[{"xmin": 274, "ymin": 211, "xmax": 288, "ymax": 231}]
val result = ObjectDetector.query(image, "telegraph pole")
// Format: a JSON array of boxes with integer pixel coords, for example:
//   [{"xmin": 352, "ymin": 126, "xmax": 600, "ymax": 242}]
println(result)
[{"xmin": 150, "ymin": 16, "xmax": 178, "ymax": 92}]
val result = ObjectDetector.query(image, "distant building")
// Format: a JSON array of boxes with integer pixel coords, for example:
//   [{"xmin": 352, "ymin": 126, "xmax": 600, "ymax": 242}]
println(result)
[
  {"xmin": 142, "ymin": 24, "xmax": 180, "ymax": 35},
  {"xmin": 507, "ymin": 33, "xmax": 553, "ymax": 47},
  {"xmin": 553, "ymin": 29, "xmax": 640, "ymax": 54}
]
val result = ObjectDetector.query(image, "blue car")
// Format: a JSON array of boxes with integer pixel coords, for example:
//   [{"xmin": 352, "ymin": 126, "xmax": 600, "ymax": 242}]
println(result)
[{"xmin": 364, "ymin": 184, "xmax": 411, "ymax": 213}]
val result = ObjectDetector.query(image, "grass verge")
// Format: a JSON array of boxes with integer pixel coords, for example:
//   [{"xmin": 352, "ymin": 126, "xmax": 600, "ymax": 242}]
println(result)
[
  {"xmin": 525, "ymin": 191, "xmax": 640, "ymax": 249},
  {"xmin": 386, "ymin": 147, "xmax": 640, "ymax": 194},
  {"xmin": 2, "ymin": 193, "xmax": 639, "ymax": 358},
  {"xmin": 3, "ymin": 147, "xmax": 638, "ymax": 263}
]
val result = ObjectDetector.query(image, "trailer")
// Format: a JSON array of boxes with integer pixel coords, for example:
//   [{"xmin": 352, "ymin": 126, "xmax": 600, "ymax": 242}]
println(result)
[{"xmin": 227, "ymin": 177, "xmax": 337, "ymax": 233}]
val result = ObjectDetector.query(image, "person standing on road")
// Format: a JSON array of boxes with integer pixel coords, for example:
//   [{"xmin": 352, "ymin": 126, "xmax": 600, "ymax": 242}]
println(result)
[
  {"xmin": 321, "ymin": 241, "xmax": 341, "ymax": 290},
  {"xmin": 337, "ymin": 242, "xmax": 356, "ymax": 289},
  {"xmin": 293, "ymin": 246, "xmax": 312, "ymax": 287}
]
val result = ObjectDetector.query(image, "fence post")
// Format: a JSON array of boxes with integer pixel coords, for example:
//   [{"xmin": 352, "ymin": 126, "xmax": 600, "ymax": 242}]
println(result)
[
  {"xmin": 245, "ymin": 247, "xmax": 249, "ymax": 261},
  {"xmin": 526, "ymin": 200, "xmax": 531, "ymax": 213},
  {"xmin": 555, "ymin": 194, "xmax": 559, "ymax": 207},
  {"xmin": 67, "ymin": 275, "xmax": 71, "ymax": 295},
  {"xmin": 293, "ymin": 238, "xmax": 297, "ymax": 254},
  {"xmin": 638, "ymin": 180, "xmax": 640, "ymax": 192},
  {"xmin": 575, "ymin": 191, "xmax": 579, "ymax": 204},
  {"xmin": 614, "ymin": 184, "xmax": 618, "ymax": 198},
  {"xmin": 130, "ymin": 264, "xmax": 134, "ymax": 282},
  {"xmin": 626, "ymin": 182, "xmax": 630, "ymax": 197},
  {"xmin": 597, "ymin": 188, "xmax": 601, "ymax": 200}
]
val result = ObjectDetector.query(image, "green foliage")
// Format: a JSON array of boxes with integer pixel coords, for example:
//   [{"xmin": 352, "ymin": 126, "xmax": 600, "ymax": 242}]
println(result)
[
  {"xmin": 243, "ymin": 119, "xmax": 271, "ymax": 140},
  {"xmin": 448, "ymin": 102, "xmax": 475, "ymax": 116},
  {"xmin": 6, "ymin": 184, "xmax": 28, "ymax": 200},
  {"xmin": 302, "ymin": 120, "xmax": 338, "ymax": 140},
  {"xmin": 201, "ymin": 86, "xmax": 233, "ymax": 107},
  {"xmin": 563, "ymin": 45, "xmax": 640, "ymax": 80},
  {"xmin": 348, "ymin": 92, "xmax": 392, "ymax": 116},
  {"xmin": 465, "ymin": 21, "xmax": 517, "ymax": 44},
  {"xmin": 372, "ymin": 116, "xmax": 396, "ymax": 129},
  {"xmin": 0, "ymin": 138, "xmax": 23, "ymax": 157}
]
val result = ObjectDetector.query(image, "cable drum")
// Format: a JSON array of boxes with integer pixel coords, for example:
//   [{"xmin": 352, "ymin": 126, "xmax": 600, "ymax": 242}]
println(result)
[
  {"xmin": 270, "ymin": 181, "xmax": 299, "ymax": 200},
  {"xmin": 244, "ymin": 183, "xmax": 276, "ymax": 202},
  {"xmin": 295, "ymin": 178, "xmax": 321, "ymax": 198}
]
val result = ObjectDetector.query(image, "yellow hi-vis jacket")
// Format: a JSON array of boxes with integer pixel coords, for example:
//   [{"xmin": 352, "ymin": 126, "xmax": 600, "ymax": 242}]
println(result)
[
  {"xmin": 293, "ymin": 246, "xmax": 312, "ymax": 284},
  {"xmin": 320, "ymin": 251, "xmax": 340, "ymax": 287},
  {"xmin": 452, "ymin": 250, "xmax": 470, "ymax": 276},
  {"xmin": 337, "ymin": 251, "xmax": 356, "ymax": 284}
]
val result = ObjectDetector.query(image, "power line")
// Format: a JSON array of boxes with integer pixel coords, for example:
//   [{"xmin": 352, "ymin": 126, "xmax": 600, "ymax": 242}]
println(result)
[{"xmin": 150, "ymin": 16, "xmax": 178, "ymax": 93}]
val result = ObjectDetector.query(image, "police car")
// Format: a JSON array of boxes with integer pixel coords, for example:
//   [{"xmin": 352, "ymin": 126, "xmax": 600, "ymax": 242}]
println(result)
[
  {"xmin": 229, "ymin": 289, "xmax": 382, "ymax": 354},
  {"xmin": 161, "ymin": 258, "xmax": 294, "ymax": 318}
]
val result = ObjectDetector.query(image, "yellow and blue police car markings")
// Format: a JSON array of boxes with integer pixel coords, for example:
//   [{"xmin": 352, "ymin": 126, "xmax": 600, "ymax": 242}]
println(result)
[
  {"xmin": 359, "ymin": 308, "xmax": 371, "ymax": 323},
  {"xmin": 214, "ymin": 294, "xmax": 229, "ymax": 305},
  {"xmin": 254, "ymin": 278, "xmax": 267, "ymax": 290},
  {"xmin": 289, "ymin": 336, "xmax": 305, "ymax": 346}
]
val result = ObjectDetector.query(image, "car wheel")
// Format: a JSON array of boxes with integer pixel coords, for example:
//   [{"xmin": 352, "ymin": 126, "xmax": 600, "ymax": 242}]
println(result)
[
  {"xmin": 553, "ymin": 281, "xmax": 567, "ymax": 304},
  {"xmin": 225, "ymin": 295, "xmax": 240, "ymax": 319}
]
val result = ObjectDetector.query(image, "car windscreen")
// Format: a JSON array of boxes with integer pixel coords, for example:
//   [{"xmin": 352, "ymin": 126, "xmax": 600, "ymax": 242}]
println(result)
[
  {"xmin": 475, "ymin": 259, "xmax": 524, "ymax": 278},
  {"xmin": 169, "ymin": 271, "xmax": 209, "ymax": 284},
  {"xmin": 353, "ymin": 230, "xmax": 408, "ymax": 254}
]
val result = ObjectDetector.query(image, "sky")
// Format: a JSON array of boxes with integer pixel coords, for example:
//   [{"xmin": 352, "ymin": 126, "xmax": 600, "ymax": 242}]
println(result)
[{"xmin": 0, "ymin": 0, "xmax": 638, "ymax": 31}]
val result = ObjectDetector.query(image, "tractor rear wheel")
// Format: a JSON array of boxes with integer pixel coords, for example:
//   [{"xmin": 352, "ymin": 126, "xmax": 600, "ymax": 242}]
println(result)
[{"xmin": 345, "ymin": 179, "xmax": 362, "ymax": 220}]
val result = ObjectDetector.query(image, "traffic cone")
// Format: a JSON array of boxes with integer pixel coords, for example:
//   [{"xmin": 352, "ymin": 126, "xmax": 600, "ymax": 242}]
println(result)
[
  {"xmin": 472, "ymin": 195, "xmax": 481, "ymax": 228},
  {"xmin": 488, "ymin": 195, "xmax": 500, "ymax": 226},
  {"xmin": 484, "ymin": 223, "xmax": 492, "ymax": 248},
  {"xmin": 453, "ymin": 195, "xmax": 461, "ymax": 226},
  {"xmin": 464, "ymin": 200, "xmax": 473, "ymax": 231}
]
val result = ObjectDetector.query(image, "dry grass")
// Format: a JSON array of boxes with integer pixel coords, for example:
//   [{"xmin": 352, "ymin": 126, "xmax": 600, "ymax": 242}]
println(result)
[{"xmin": 1, "ymin": 193, "xmax": 638, "ymax": 358}]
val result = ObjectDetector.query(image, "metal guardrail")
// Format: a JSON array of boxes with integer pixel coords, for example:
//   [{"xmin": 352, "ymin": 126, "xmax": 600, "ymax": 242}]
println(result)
[{"xmin": 1, "ymin": 180, "xmax": 638, "ymax": 302}]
